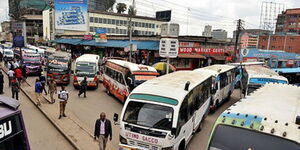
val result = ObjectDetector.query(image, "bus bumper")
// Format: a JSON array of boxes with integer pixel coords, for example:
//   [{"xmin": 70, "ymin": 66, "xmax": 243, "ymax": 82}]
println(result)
[{"xmin": 119, "ymin": 144, "xmax": 138, "ymax": 150}]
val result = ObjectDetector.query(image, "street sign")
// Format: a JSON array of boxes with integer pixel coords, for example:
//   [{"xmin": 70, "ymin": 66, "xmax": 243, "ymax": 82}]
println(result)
[
  {"xmin": 161, "ymin": 23, "xmax": 180, "ymax": 37},
  {"xmin": 159, "ymin": 38, "xmax": 179, "ymax": 58}
]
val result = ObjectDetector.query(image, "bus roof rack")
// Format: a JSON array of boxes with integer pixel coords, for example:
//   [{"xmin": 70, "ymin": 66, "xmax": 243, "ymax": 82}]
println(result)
[{"xmin": 0, "ymin": 96, "xmax": 20, "ymax": 110}]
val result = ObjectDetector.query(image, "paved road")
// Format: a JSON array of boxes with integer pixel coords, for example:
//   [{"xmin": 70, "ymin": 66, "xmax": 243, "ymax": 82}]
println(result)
[
  {"xmin": 1, "ymin": 73, "xmax": 74, "ymax": 150},
  {"xmin": 26, "ymin": 74, "xmax": 242, "ymax": 150}
]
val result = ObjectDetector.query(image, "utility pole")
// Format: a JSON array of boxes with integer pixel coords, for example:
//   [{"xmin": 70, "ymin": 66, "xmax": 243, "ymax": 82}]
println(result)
[
  {"xmin": 234, "ymin": 19, "xmax": 244, "ymax": 62},
  {"xmin": 128, "ymin": 0, "xmax": 135, "ymax": 62}
]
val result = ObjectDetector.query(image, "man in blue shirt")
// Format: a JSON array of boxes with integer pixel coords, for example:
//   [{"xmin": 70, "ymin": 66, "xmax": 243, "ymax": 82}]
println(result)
[{"xmin": 35, "ymin": 79, "xmax": 42, "ymax": 106}]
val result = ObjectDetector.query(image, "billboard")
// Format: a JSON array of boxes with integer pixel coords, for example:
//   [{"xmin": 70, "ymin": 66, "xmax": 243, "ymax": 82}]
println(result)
[
  {"xmin": 156, "ymin": 10, "xmax": 171, "ymax": 22},
  {"xmin": 54, "ymin": 0, "xmax": 88, "ymax": 31}
]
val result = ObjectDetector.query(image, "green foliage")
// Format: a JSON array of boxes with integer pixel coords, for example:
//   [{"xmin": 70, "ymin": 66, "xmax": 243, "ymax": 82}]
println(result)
[
  {"xmin": 116, "ymin": 3, "xmax": 127, "ymax": 14},
  {"xmin": 128, "ymin": 5, "xmax": 136, "ymax": 16}
]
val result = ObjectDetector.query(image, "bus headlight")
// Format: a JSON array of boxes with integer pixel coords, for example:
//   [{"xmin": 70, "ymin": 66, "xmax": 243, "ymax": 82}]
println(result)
[
  {"xmin": 162, "ymin": 146, "xmax": 174, "ymax": 150},
  {"xmin": 120, "ymin": 135, "xmax": 128, "ymax": 144}
]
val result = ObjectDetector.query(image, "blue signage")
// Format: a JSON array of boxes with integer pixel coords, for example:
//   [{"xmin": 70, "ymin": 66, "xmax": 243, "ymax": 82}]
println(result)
[
  {"xmin": 249, "ymin": 78, "xmax": 288, "ymax": 84},
  {"xmin": 12, "ymin": 36, "xmax": 25, "ymax": 48},
  {"xmin": 96, "ymin": 28, "xmax": 107, "ymax": 34},
  {"xmin": 55, "ymin": 0, "xmax": 88, "ymax": 31}
]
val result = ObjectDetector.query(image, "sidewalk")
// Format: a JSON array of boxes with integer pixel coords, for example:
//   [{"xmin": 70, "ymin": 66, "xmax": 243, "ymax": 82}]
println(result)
[{"xmin": 1, "ymin": 66, "xmax": 110, "ymax": 150}]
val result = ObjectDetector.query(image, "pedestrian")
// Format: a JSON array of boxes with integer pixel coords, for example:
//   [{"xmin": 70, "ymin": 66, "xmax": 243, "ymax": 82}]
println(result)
[
  {"xmin": 48, "ymin": 79, "xmax": 57, "ymax": 103},
  {"xmin": 58, "ymin": 86, "xmax": 69, "ymax": 119},
  {"xmin": 94, "ymin": 112, "xmax": 112, "ymax": 150},
  {"xmin": 15, "ymin": 67, "xmax": 22, "ymax": 83},
  {"xmin": 13, "ymin": 60, "xmax": 19, "ymax": 69},
  {"xmin": 35, "ymin": 79, "xmax": 42, "ymax": 106},
  {"xmin": 11, "ymin": 77, "xmax": 20, "ymax": 100},
  {"xmin": 7, "ymin": 69, "xmax": 15, "ymax": 87},
  {"xmin": 0, "ymin": 71, "xmax": 4, "ymax": 94},
  {"xmin": 39, "ymin": 72, "xmax": 47, "ymax": 95},
  {"xmin": 22, "ymin": 65, "xmax": 27, "ymax": 82},
  {"xmin": 78, "ymin": 76, "xmax": 87, "ymax": 98}
]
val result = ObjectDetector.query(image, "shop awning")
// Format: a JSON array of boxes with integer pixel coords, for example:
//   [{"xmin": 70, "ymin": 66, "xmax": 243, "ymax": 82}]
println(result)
[
  {"xmin": 80, "ymin": 40, "xmax": 159, "ymax": 51},
  {"xmin": 53, "ymin": 39, "xmax": 83, "ymax": 45},
  {"xmin": 178, "ymin": 54, "xmax": 206, "ymax": 59}
]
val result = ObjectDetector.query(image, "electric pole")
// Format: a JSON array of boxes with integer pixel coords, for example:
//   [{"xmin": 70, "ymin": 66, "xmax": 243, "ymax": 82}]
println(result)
[
  {"xmin": 128, "ymin": 0, "xmax": 135, "ymax": 62},
  {"xmin": 234, "ymin": 19, "xmax": 244, "ymax": 62}
]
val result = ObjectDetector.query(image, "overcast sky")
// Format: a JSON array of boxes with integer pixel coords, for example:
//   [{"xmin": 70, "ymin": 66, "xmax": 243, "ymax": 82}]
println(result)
[{"xmin": 1, "ymin": 0, "xmax": 300, "ymax": 37}]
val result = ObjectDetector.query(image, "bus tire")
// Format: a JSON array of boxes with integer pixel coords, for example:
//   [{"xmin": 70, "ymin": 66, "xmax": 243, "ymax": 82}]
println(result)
[{"xmin": 179, "ymin": 140, "xmax": 185, "ymax": 150}]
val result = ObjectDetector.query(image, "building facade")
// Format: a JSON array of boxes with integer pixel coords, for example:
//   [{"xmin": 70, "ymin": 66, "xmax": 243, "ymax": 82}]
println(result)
[
  {"xmin": 240, "ymin": 32, "xmax": 258, "ymax": 49},
  {"xmin": 233, "ymin": 29, "xmax": 272, "ymax": 42},
  {"xmin": 275, "ymin": 8, "xmax": 300, "ymax": 34},
  {"xmin": 43, "ymin": 10, "xmax": 167, "ymax": 41},
  {"xmin": 202, "ymin": 25, "xmax": 212, "ymax": 37},
  {"xmin": 258, "ymin": 34, "xmax": 300, "ymax": 54},
  {"xmin": 211, "ymin": 29, "xmax": 227, "ymax": 41}
]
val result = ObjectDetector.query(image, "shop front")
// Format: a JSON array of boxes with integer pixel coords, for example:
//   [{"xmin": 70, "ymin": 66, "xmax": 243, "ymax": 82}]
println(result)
[
  {"xmin": 171, "ymin": 42, "xmax": 231, "ymax": 70},
  {"xmin": 240, "ymin": 49, "xmax": 300, "ymax": 68}
]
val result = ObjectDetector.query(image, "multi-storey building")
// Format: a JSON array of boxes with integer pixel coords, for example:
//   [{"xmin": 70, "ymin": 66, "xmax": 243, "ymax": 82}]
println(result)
[
  {"xmin": 240, "ymin": 32, "xmax": 258, "ymax": 49},
  {"xmin": 258, "ymin": 34, "xmax": 300, "ymax": 54},
  {"xmin": 202, "ymin": 25, "xmax": 212, "ymax": 37},
  {"xmin": 211, "ymin": 29, "xmax": 227, "ymax": 41},
  {"xmin": 275, "ymin": 8, "xmax": 300, "ymax": 34}
]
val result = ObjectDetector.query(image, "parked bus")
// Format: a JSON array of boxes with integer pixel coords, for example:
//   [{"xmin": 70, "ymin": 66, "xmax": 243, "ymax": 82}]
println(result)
[
  {"xmin": 103, "ymin": 59, "xmax": 159, "ymax": 102},
  {"xmin": 73, "ymin": 54, "xmax": 100, "ymax": 89},
  {"xmin": 273, "ymin": 67, "xmax": 300, "ymax": 86},
  {"xmin": 194, "ymin": 65, "xmax": 237, "ymax": 111},
  {"xmin": 114, "ymin": 71, "xmax": 213, "ymax": 150},
  {"xmin": 22, "ymin": 53, "xmax": 42, "ymax": 75},
  {"xmin": 242, "ymin": 65, "xmax": 288, "ymax": 95},
  {"xmin": 0, "ymin": 96, "xmax": 30, "ymax": 150},
  {"xmin": 207, "ymin": 83, "xmax": 300, "ymax": 150},
  {"xmin": 47, "ymin": 52, "xmax": 72, "ymax": 84}
]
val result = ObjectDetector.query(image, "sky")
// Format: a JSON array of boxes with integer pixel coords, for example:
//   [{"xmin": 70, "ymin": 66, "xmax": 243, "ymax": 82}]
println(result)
[{"xmin": 1, "ymin": 0, "xmax": 300, "ymax": 37}]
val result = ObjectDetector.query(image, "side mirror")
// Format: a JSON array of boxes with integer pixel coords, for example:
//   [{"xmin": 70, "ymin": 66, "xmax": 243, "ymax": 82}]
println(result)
[
  {"xmin": 127, "ymin": 77, "xmax": 133, "ymax": 85},
  {"xmin": 71, "ymin": 70, "xmax": 74, "ymax": 74},
  {"xmin": 113, "ymin": 113, "xmax": 119, "ymax": 122},
  {"xmin": 97, "ymin": 71, "xmax": 100, "ymax": 75},
  {"xmin": 171, "ymin": 128, "xmax": 176, "ymax": 135}
]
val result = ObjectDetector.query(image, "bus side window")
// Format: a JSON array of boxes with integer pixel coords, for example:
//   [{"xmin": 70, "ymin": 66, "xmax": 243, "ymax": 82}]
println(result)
[
  {"xmin": 177, "ymin": 98, "xmax": 188, "ymax": 136},
  {"xmin": 188, "ymin": 92, "xmax": 194, "ymax": 117}
]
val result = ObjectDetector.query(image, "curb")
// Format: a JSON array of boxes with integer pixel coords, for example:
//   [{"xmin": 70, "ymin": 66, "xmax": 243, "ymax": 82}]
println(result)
[{"xmin": 1, "ymin": 67, "xmax": 82, "ymax": 150}]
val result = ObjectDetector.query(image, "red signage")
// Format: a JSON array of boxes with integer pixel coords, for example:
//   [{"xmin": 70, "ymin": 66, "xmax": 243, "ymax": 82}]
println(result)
[
  {"xmin": 83, "ymin": 35, "xmax": 93, "ymax": 40},
  {"xmin": 179, "ymin": 42, "xmax": 201, "ymax": 47},
  {"xmin": 179, "ymin": 47, "xmax": 226, "ymax": 55}
]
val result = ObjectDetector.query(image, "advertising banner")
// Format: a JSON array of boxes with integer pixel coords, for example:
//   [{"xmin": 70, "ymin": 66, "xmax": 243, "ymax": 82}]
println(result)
[
  {"xmin": 54, "ymin": 0, "xmax": 88, "ymax": 31},
  {"xmin": 179, "ymin": 47, "xmax": 226, "ymax": 55},
  {"xmin": 94, "ymin": 28, "xmax": 107, "ymax": 43}
]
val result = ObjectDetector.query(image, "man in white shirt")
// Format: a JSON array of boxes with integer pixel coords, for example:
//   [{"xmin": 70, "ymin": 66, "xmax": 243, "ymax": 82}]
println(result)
[
  {"xmin": 7, "ymin": 69, "xmax": 15, "ymax": 86},
  {"xmin": 58, "ymin": 86, "xmax": 69, "ymax": 119}
]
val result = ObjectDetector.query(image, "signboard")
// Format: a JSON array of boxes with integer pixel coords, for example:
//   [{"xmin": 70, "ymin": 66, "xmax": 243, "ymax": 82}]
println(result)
[
  {"xmin": 94, "ymin": 28, "xmax": 107, "ymax": 43},
  {"xmin": 13, "ymin": 36, "xmax": 25, "ymax": 48},
  {"xmin": 159, "ymin": 38, "xmax": 179, "ymax": 58},
  {"xmin": 83, "ymin": 35, "xmax": 93, "ymax": 40},
  {"xmin": 12, "ymin": 22, "xmax": 26, "ymax": 45},
  {"xmin": 161, "ymin": 23, "xmax": 179, "ymax": 37},
  {"xmin": 179, "ymin": 42, "xmax": 200, "ymax": 48},
  {"xmin": 156, "ymin": 10, "xmax": 172, "ymax": 22},
  {"xmin": 54, "ymin": 0, "xmax": 88, "ymax": 31},
  {"xmin": 179, "ymin": 47, "xmax": 226, "ymax": 55}
]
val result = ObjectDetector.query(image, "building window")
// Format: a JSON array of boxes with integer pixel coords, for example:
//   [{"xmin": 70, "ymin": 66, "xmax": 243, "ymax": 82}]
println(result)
[
  {"xmin": 99, "ymin": 18, "xmax": 102, "ymax": 23},
  {"xmin": 116, "ymin": 28, "xmax": 120, "ymax": 34},
  {"xmin": 272, "ymin": 37, "xmax": 276, "ymax": 41},
  {"xmin": 135, "ymin": 22, "xmax": 138, "ymax": 27},
  {"xmin": 138, "ymin": 22, "xmax": 141, "ymax": 27},
  {"xmin": 142, "ymin": 23, "xmax": 145, "ymax": 27},
  {"xmin": 90, "ymin": 27, "xmax": 94, "ymax": 32},
  {"xmin": 103, "ymin": 18, "xmax": 107, "ymax": 24},
  {"xmin": 124, "ymin": 21, "xmax": 128, "ymax": 25},
  {"xmin": 116, "ymin": 20, "xmax": 120, "ymax": 25},
  {"xmin": 271, "ymin": 46, "xmax": 275, "ymax": 49},
  {"xmin": 288, "ymin": 46, "xmax": 292, "ymax": 50},
  {"xmin": 152, "ymin": 24, "xmax": 155, "ymax": 28},
  {"xmin": 95, "ymin": 17, "xmax": 99, "ymax": 23},
  {"xmin": 108, "ymin": 19, "xmax": 112, "ymax": 24},
  {"xmin": 90, "ymin": 17, "xmax": 94, "ymax": 23},
  {"xmin": 145, "ymin": 23, "xmax": 149, "ymax": 28},
  {"xmin": 112, "ymin": 28, "xmax": 115, "ymax": 33},
  {"xmin": 112, "ymin": 19, "xmax": 115, "ymax": 24}
]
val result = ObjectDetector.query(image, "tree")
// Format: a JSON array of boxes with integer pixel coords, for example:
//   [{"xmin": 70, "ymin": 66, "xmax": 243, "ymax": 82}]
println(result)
[
  {"xmin": 9, "ymin": 0, "xmax": 26, "ymax": 21},
  {"xmin": 116, "ymin": 3, "xmax": 127, "ymax": 14},
  {"xmin": 128, "ymin": 5, "xmax": 137, "ymax": 16}
]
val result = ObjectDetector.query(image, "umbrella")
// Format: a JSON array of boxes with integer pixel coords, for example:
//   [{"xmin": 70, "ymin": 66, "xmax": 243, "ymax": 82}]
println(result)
[{"xmin": 152, "ymin": 62, "xmax": 176, "ymax": 73}]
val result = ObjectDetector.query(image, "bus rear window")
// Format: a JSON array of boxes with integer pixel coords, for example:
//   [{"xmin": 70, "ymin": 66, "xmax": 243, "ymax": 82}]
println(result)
[{"xmin": 209, "ymin": 125, "xmax": 300, "ymax": 150}]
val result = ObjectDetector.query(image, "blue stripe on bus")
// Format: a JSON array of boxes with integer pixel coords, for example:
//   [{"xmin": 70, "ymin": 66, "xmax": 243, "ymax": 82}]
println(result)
[
  {"xmin": 249, "ymin": 78, "xmax": 288, "ymax": 84},
  {"xmin": 221, "ymin": 113, "xmax": 263, "ymax": 126}
]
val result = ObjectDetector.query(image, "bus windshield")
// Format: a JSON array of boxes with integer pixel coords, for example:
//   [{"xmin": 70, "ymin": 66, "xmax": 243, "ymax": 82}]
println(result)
[
  {"xmin": 123, "ymin": 101, "xmax": 173, "ymax": 130},
  {"xmin": 75, "ymin": 62, "xmax": 96, "ymax": 76},
  {"xmin": 209, "ymin": 125, "xmax": 300, "ymax": 150}
]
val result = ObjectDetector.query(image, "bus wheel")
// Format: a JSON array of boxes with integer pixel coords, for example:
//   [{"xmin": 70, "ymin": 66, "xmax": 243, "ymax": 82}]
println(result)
[{"xmin": 179, "ymin": 141, "xmax": 185, "ymax": 150}]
